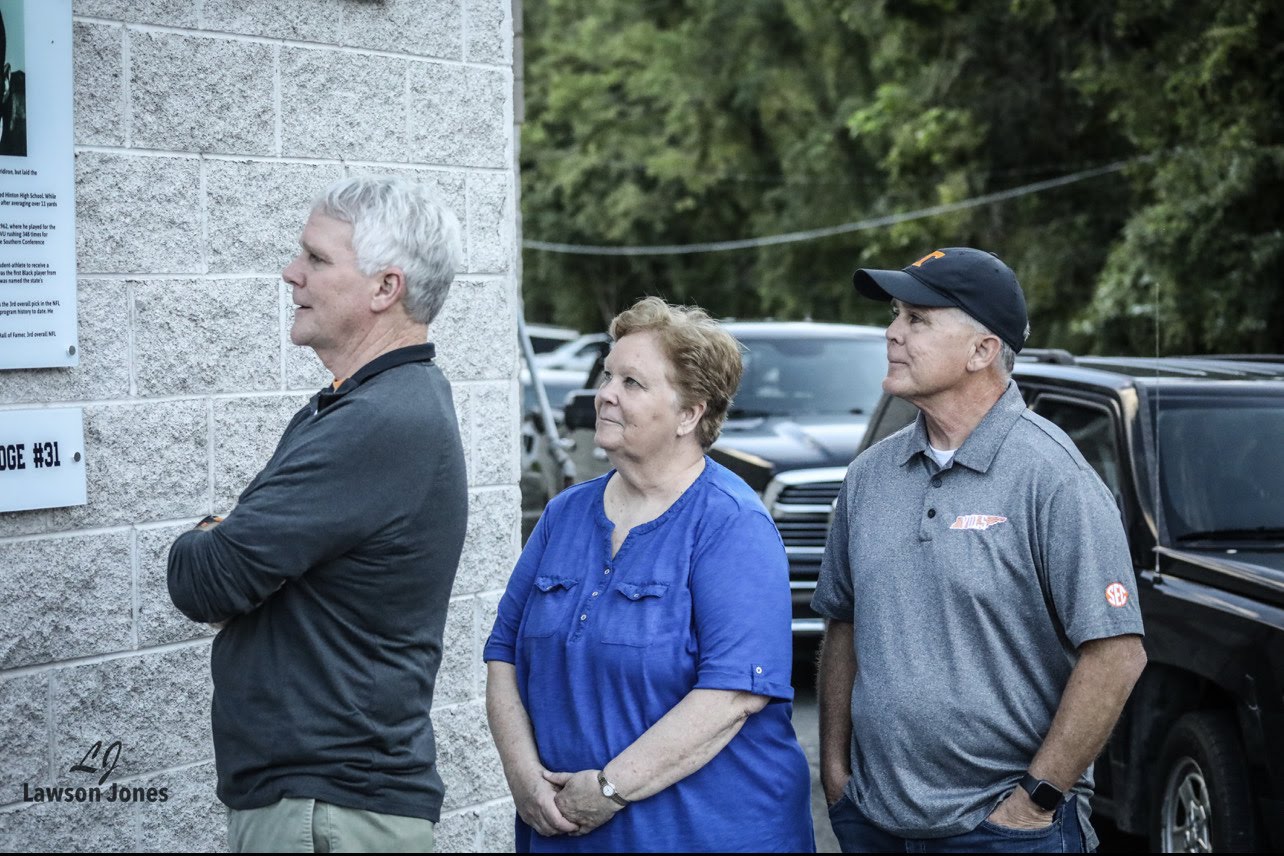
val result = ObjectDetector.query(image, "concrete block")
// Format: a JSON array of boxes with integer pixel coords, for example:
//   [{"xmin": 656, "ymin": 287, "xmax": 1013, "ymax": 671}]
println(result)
[
  {"xmin": 408, "ymin": 64, "xmax": 508, "ymax": 168},
  {"xmin": 129, "ymin": 31, "xmax": 274, "ymax": 155},
  {"xmin": 464, "ymin": 0, "xmax": 511, "ymax": 66},
  {"xmin": 454, "ymin": 486, "xmax": 519, "ymax": 599},
  {"xmin": 280, "ymin": 48, "xmax": 407, "ymax": 162},
  {"xmin": 212, "ymin": 394, "xmax": 311, "ymax": 511},
  {"xmin": 44, "ymin": 399, "xmax": 209, "ymax": 532},
  {"xmin": 478, "ymin": 799, "xmax": 517, "ymax": 852},
  {"xmin": 136, "ymin": 522, "xmax": 217, "ymax": 648},
  {"xmin": 73, "ymin": 21, "xmax": 124, "ymax": 147},
  {"xmin": 0, "ymin": 674, "xmax": 49, "ymax": 794},
  {"xmin": 76, "ymin": 152, "xmax": 202, "ymax": 273},
  {"xmin": 449, "ymin": 381, "xmax": 474, "ymax": 485},
  {"xmin": 432, "ymin": 280, "xmax": 517, "ymax": 382},
  {"xmin": 0, "ymin": 798, "xmax": 136, "ymax": 852},
  {"xmin": 471, "ymin": 380, "xmax": 520, "ymax": 486},
  {"xmin": 434, "ymin": 597, "xmax": 477, "ymax": 708},
  {"xmin": 435, "ymin": 699, "xmax": 507, "ymax": 811},
  {"xmin": 341, "ymin": 0, "xmax": 462, "ymax": 60},
  {"xmin": 434, "ymin": 808, "xmax": 480, "ymax": 853},
  {"xmin": 0, "ymin": 278, "xmax": 131, "ymax": 404},
  {"xmin": 205, "ymin": 159, "xmax": 345, "ymax": 275},
  {"xmin": 201, "ymin": 0, "xmax": 342, "ymax": 43},
  {"xmin": 477, "ymin": 590, "xmax": 502, "ymax": 670},
  {"xmin": 465, "ymin": 172, "xmax": 513, "ymax": 274},
  {"xmin": 73, "ymin": 0, "xmax": 199, "ymax": 27},
  {"xmin": 0, "ymin": 530, "xmax": 133, "ymax": 670},
  {"xmin": 133, "ymin": 279, "xmax": 279, "ymax": 396},
  {"xmin": 0, "ymin": 507, "xmax": 51, "ymax": 539},
  {"xmin": 135, "ymin": 762, "xmax": 225, "ymax": 853},
  {"xmin": 52, "ymin": 644, "xmax": 214, "ymax": 784}
]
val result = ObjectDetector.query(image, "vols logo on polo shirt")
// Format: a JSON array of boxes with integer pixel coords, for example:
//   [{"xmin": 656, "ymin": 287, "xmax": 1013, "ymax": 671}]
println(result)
[
  {"xmin": 949, "ymin": 514, "xmax": 1008, "ymax": 530},
  {"xmin": 1105, "ymin": 583, "xmax": 1130, "ymax": 607}
]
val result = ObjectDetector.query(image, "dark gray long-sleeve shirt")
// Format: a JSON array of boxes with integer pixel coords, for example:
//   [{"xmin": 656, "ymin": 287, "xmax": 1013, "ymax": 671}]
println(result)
[{"xmin": 168, "ymin": 343, "xmax": 467, "ymax": 822}]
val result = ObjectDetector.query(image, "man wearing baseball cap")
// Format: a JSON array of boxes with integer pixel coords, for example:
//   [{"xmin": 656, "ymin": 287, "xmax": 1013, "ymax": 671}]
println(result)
[{"xmin": 812, "ymin": 248, "xmax": 1147, "ymax": 852}]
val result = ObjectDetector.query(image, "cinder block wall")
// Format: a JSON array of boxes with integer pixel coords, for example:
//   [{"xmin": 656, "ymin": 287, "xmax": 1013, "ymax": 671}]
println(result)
[{"xmin": 0, "ymin": 1, "xmax": 519, "ymax": 850}]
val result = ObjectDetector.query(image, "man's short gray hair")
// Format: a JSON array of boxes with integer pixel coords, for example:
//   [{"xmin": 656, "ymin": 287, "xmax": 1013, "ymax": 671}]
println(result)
[
  {"xmin": 314, "ymin": 175, "xmax": 463, "ymax": 325},
  {"xmin": 948, "ymin": 308, "xmax": 1030, "ymax": 376}
]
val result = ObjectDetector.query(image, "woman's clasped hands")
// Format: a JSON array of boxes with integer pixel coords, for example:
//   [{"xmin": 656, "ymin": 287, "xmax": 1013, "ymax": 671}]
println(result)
[
  {"xmin": 544, "ymin": 769, "xmax": 625, "ymax": 837},
  {"xmin": 511, "ymin": 765, "xmax": 579, "ymax": 838},
  {"xmin": 512, "ymin": 765, "xmax": 624, "ymax": 838}
]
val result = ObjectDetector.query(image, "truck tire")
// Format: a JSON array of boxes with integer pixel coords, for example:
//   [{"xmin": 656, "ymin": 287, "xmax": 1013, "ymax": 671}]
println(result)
[{"xmin": 1151, "ymin": 711, "xmax": 1257, "ymax": 852}]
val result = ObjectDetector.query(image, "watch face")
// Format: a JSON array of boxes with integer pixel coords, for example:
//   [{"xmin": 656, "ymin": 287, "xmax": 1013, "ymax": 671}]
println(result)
[
  {"xmin": 1031, "ymin": 781, "xmax": 1061, "ymax": 811},
  {"xmin": 602, "ymin": 783, "xmax": 616, "ymax": 797}
]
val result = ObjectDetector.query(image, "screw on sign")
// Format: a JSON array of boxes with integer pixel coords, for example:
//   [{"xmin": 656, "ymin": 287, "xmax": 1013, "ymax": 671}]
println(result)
[{"xmin": 1105, "ymin": 583, "xmax": 1130, "ymax": 608}]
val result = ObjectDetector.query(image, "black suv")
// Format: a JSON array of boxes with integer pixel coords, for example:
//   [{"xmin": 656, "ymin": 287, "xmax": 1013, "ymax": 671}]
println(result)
[
  {"xmin": 858, "ymin": 354, "xmax": 1284, "ymax": 852},
  {"xmin": 558, "ymin": 321, "xmax": 888, "ymax": 634}
]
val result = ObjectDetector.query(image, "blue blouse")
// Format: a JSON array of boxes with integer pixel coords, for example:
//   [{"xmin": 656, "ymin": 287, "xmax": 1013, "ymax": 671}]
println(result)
[{"xmin": 484, "ymin": 458, "xmax": 815, "ymax": 853}]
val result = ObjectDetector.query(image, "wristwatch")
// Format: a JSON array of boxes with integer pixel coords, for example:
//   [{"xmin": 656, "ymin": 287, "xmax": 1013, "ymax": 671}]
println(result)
[
  {"xmin": 597, "ymin": 771, "xmax": 629, "ymax": 808},
  {"xmin": 1019, "ymin": 772, "xmax": 1064, "ymax": 811}
]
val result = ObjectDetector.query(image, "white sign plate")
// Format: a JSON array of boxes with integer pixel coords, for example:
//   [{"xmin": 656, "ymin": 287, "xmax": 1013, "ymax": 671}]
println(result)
[
  {"xmin": 0, "ymin": 0, "xmax": 78, "ymax": 369},
  {"xmin": 0, "ymin": 407, "xmax": 86, "ymax": 511}
]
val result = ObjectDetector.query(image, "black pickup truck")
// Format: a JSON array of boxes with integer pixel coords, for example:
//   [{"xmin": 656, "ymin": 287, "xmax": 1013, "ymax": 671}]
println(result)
[{"xmin": 858, "ymin": 354, "xmax": 1284, "ymax": 852}]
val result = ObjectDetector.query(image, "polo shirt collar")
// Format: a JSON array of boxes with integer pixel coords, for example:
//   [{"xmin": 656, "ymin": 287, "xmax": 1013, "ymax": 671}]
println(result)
[
  {"xmin": 896, "ymin": 380, "xmax": 1026, "ymax": 473},
  {"xmin": 316, "ymin": 343, "xmax": 437, "ymax": 411}
]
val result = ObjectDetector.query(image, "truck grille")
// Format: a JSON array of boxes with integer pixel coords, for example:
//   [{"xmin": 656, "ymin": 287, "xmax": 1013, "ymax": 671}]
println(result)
[
  {"xmin": 776, "ymin": 482, "xmax": 843, "ymax": 508},
  {"xmin": 763, "ymin": 471, "xmax": 846, "ymax": 565},
  {"xmin": 762, "ymin": 468, "xmax": 848, "ymax": 636}
]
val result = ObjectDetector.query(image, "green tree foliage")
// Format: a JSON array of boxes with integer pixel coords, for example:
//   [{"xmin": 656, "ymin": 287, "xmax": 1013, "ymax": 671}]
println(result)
[
  {"xmin": 520, "ymin": 0, "xmax": 1283, "ymax": 354},
  {"xmin": 1071, "ymin": 0, "xmax": 1284, "ymax": 354}
]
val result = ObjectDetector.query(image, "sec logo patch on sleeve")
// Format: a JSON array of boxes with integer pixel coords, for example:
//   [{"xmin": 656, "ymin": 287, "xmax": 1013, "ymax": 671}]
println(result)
[{"xmin": 1105, "ymin": 582, "xmax": 1130, "ymax": 607}]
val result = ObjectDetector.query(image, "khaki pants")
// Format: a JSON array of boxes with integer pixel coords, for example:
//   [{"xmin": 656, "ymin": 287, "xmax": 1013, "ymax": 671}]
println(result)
[{"xmin": 227, "ymin": 797, "xmax": 435, "ymax": 853}]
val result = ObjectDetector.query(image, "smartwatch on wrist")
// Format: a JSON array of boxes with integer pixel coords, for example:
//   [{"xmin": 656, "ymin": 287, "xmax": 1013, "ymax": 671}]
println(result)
[
  {"xmin": 597, "ymin": 771, "xmax": 629, "ymax": 808},
  {"xmin": 1019, "ymin": 772, "xmax": 1064, "ymax": 811}
]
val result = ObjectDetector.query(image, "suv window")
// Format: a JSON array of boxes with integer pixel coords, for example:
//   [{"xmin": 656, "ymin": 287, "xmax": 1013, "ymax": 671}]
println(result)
[
  {"xmin": 861, "ymin": 395, "xmax": 919, "ymax": 449},
  {"xmin": 1155, "ymin": 393, "xmax": 1284, "ymax": 540},
  {"xmin": 1031, "ymin": 395, "xmax": 1124, "ymax": 506}
]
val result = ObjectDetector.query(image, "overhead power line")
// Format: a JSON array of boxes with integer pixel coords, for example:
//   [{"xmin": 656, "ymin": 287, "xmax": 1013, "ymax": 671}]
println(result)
[{"xmin": 523, "ymin": 157, "xmax": 1145, "ymax": 257}]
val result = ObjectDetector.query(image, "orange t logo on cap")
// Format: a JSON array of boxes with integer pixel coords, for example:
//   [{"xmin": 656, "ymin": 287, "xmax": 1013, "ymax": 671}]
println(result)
[{"xmin": 911, "ymin": 250, "xmax": 946, "ymax": 267}]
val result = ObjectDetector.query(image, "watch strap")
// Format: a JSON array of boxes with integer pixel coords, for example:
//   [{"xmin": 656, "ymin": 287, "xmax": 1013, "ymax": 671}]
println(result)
[
  {"xmin": 1019, "ymin": 772, "xmax": 1064, "ymax": 811},
  {"xmin": 597, "ymin": 770, "xmax": 629, "ymax": 807}
]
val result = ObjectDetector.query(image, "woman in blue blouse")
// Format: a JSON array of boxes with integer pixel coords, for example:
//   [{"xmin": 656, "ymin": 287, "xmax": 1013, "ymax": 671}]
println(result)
[{"xmin": 485, "ymin": 297, "xmax": 814, "ymax": 853}]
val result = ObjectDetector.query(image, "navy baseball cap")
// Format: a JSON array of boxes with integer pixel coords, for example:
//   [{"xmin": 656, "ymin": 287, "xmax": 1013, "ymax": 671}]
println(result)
[{"xmin": 852, "ymin": 247, "xmax": 1028, "ymax": 352}]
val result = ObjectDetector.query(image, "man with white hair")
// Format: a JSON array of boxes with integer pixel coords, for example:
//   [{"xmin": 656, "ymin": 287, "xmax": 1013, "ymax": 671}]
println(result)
[
  {"xmin": 814, "ymin": 247, "xmax": 1147, "ymax": 852},
  {"xmin": 169, "ymin": 175, "xmax": 467, "ymax": 853}
]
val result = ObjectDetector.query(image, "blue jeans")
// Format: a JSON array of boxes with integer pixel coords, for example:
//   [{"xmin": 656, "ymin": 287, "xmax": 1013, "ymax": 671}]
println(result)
[{"xmin": 827, "ymin": 792, "xmax": 1089, "ymax": 853}]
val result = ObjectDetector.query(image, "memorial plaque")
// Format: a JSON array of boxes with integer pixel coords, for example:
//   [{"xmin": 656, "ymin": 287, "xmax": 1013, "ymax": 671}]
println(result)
[{"xmin": 0, "ymin": 0, "xmax": 77, "ymax": 370}]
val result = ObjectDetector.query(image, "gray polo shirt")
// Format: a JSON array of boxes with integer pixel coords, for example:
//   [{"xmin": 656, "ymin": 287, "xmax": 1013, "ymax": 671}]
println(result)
[{"xmin": 812, "ymin": 381, "xmax": 1143, "ymax": 841}]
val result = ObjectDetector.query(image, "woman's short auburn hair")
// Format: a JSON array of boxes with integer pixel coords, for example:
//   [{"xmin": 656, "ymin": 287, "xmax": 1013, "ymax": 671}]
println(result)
[{"xmin": 609, "ymin": 296, "xmax": 743, "ymax": 449}]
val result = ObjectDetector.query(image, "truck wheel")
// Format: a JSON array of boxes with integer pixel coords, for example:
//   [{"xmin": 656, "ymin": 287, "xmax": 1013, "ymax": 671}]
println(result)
[{"xmin": 1151, "ymin": 711, "xmax": 1257, "ymax": 852}]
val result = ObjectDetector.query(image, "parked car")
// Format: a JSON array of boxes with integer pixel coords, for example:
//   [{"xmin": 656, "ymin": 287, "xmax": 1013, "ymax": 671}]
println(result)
[
  {"xmin": 524, "ymin": 323, "xmax": 581, "ymax": 354},
  {"xmin": 560, "ymin": 321, "xmax": 889, "ymax": 634},
  {"xmin": 533, "ymin": 332, "xmax": 611, "ymax": 373},
  {"xmin": 855, "ymin": 353, "xmax": 1284, "ymax": 852}
]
